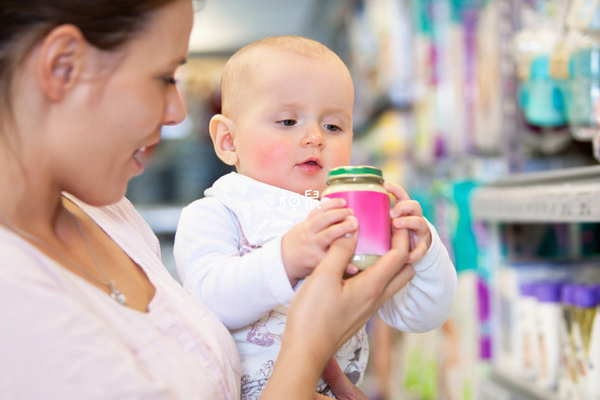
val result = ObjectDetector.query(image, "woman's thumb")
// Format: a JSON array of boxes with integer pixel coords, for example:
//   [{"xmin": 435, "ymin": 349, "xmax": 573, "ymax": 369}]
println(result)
[{"xmin": 315, "ymin": 229, "xmax": 358, "ymax": 277}]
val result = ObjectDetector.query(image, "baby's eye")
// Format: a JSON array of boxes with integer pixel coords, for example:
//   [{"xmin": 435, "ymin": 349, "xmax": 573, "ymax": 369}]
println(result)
[
  {"xmin": 278, "ymin": 119, "xmax": 297, "ymax": 127},
  {"xmin": 324, "ymin": 124, "xmax": 341, "ymax": 132}
]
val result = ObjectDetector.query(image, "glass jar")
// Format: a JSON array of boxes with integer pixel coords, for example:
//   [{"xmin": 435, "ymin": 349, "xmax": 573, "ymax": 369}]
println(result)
[{"xmin": 321, "ymin": 166, "xmax": 391, "ymax": 270}]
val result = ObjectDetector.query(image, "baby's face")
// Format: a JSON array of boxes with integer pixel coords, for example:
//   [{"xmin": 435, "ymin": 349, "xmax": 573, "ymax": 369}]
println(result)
[{"xmin": 231, "ymin": 49, "xmax": 354, "ymax": 196}]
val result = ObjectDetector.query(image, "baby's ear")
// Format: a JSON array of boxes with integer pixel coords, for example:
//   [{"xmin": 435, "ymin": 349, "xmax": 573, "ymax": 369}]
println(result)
[{"xmin": 209, "ymin": 114, "xmax": 238, "ymax": 166}]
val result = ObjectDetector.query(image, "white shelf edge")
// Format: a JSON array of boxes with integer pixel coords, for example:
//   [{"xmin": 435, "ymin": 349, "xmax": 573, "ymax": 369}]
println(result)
[
  {"xmin": 488, "ymin": 368, "xmax": 562, "ymax": 400},
  {"xmin": 481, "ymin": 165, "xmax": 600, "ymax": 188},
  {"xmin": 472, "ymin": 166, "xmax": 600, "ymax": 222}
]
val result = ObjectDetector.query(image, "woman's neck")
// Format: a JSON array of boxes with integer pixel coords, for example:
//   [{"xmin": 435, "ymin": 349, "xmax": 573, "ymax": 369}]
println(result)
[{"xmin": 0, "ymin": 145, "xmax": 64, "ymax": 237}]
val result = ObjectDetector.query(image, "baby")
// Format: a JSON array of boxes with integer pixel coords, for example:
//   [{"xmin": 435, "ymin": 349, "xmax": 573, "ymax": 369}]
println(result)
[{"xmin": 174, "ymin": 35, "xmax": 457, "ymax": 399}]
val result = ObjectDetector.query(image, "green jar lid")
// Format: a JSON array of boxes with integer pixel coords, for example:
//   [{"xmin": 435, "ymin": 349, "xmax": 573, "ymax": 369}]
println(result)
[{"xmin": 327, "ymin": 165, "xmax": 383, "ymax": 178}]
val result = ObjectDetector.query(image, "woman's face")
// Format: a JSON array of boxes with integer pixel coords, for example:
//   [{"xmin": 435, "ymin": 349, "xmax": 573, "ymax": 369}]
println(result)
[{"xmin": 53, "ymin": 0, "xmax": 193, "ymax": 206}]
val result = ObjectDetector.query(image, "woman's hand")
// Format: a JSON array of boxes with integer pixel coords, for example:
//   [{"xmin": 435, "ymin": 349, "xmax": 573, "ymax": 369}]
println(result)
[
  {"xmin": 315, "ymin": 357, "xmax": 369, "ymax": 400},
  {"xmin": 262, "ymin": 229, "xmax": 414, "ymax": 399},
  {"xmin": 282, "ymin": 198, "xmax": 358, "ymax": 286}
]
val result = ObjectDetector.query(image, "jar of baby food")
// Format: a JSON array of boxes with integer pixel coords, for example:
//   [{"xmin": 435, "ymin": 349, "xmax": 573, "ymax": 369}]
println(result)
[{"xmin": 321, "ymin": 166, "xmax": 391, "ymax": 270}]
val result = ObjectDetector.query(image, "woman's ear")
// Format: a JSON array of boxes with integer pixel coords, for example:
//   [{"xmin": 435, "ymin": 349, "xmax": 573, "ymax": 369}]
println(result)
[
  {"xmin": 209, "ymin": 114, "xmax": 239, "ymax": 166},
  {"xmin": 37, "ymin": 24, "xmax": 86, "ymax": 101}
]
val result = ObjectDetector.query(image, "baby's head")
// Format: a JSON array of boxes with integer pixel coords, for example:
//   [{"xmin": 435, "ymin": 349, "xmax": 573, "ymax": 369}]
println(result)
[{"xmin": 210, "ymin": 35, "xmax": 354, "ymax": 196}]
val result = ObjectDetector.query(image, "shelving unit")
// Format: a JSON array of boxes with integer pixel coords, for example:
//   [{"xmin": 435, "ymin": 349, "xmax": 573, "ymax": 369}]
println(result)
[
  {"xmin": 480, "ymin": 369, "xmax": 562, "ymax": 400},
  {"xmin": 472, "ymin": 165, "xmax": 600, "ymax": 222},
  {"xmin": 472, "ymin": 164, "xmax": 600, "ymax": 400}
]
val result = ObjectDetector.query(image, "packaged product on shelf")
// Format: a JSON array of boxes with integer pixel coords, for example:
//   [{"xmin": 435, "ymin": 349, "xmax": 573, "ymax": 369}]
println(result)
[
  {"xmin": 494, "ymin": 267, "xmax": 519, "ymax": 373},
  {"xmin": 518, "ymin": 54, "xmax": 568, "ymax": 128},
  {"xmin": 585, "ymin": 285, "xmax": 600, "ymax": 400},
  {"xmin": 567, "ymin": 46, "xmax": 600, "ymax": 140},
  {"xmin": 535, "ymin": 281, "xmax": 564, "ymax": 391},
  {"xmin": 499, "ymin": 262, "xmax": 571, "ymax": 381},
  {"xmin": 563, "ymin": 0, "xmax": 600, "ymax": 141},
  {"xmin": 572, "ymin": 284, "xmax": 600, "ymax": 398},
  {"xmin": 517, "ymin": 281, "xmax": 539, "ymax": 380},
  {"xmin": 559, "ymin": 283, "xmax": 580, "ymax": 400}
]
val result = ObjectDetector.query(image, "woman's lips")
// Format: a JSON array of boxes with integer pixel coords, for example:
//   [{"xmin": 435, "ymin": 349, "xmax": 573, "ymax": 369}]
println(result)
[{"xmin": 133, "ymin": 145, "xmax": 157, "ymax": 172}]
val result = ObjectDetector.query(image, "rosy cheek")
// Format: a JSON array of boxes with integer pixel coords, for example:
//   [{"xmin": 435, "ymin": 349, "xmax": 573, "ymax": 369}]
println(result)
[{"xmin": 251, "ymin": 139, "xmax": 294, "ymax": 168}]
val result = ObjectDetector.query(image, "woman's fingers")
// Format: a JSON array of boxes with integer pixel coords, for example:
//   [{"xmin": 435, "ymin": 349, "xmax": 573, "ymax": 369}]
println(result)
[
  {"xmin": 321, "ymin": 357, "xmax": 369, "ymax": 400},
  {"xmin": 348, "ymin": 249, "xmax": 412, "ymax": 300},
  {"xmin": 311, "ymin": 229, "xmax": 359, "ymax": 279},
  {"xmin": 282, "ymin": 230, "xmax": 413, "ymax": 377}
]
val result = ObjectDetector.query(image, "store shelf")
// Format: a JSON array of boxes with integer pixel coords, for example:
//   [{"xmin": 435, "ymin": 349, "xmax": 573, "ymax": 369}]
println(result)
[
  {"xmin": 471, "ymin": 165, "xmax": 600, "ymax": 222},
  {"xmin": 480, "ymin": 368, "xmax": 562, "ymax": 400}
]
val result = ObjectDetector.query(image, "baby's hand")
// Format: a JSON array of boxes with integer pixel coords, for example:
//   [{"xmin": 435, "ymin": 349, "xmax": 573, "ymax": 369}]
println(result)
[
  {"xmin": 282, "ymin": 198, "xmax": 358, "ymax": 287},
  {"xmin": 384, "ymin": 183, "xmax": 432, "ymax": 264}
]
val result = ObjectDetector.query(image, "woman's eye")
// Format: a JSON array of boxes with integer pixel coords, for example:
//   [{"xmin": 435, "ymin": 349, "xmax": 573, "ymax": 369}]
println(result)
[
  {"xmin": 278, "ymin": 119, "xmax": 296, "ymax": 127},
  {"xmin": 164, "ymin": 77, "xmax": 178, "ymax": 86},
  {"xmin": 324, "ymin": 124, "xmax": 341, "ymax": 132}
]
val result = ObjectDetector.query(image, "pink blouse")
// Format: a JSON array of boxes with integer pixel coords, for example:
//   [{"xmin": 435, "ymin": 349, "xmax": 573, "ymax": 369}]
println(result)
[{"xmin": 0, "ymin": 194, "xmax": 241, "ymax": 399}]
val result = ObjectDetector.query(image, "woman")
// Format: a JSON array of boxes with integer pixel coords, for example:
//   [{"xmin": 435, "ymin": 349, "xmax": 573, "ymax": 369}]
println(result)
[{"xmin": 0, "ymin": 0, "xmax": 415, "ymax": 398}]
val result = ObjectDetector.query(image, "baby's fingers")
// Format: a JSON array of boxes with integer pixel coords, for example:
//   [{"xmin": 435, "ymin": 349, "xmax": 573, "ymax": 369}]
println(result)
[
  {"xmin": 344, "ymin": 264, "xmax": 359, "ymax": 276},
  {"xmin": 314, "ymin": 216, "xmax": 358, "ymax": 248},
  {"xmin": 312, "ymin": 197, "xmax": 347, "ymax": 215},
  {"xmin": 392, "ymin": 216, "xmax": 432, "ymax": 261},
  {"xmin": 384, "ymin": 183, "xmax": 410, "ymax": 202},
  {"xmin": 309, "ymin": 209, "xmax": 355, "ymax": 236},
  {"xmin": 390, "ymin": 199, "xmax": 423, "ymax": 218},
  {"xmin": 392, "ymin": 216, "xmax": 430, "ymax": 238},
  {"xmin": 408, "ymin": 241, "xmax": 429, "ymax": 264}
]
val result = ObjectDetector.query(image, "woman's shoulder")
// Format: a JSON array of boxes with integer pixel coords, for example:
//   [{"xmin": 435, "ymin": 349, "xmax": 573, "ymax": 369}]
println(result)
[
  {"xmin": 0, "ymin": 228, "xmax": 50, "ymax": 277},
  {"xmin": 0, "ymin": 228, "xmax": 78, "ymax": 307}
]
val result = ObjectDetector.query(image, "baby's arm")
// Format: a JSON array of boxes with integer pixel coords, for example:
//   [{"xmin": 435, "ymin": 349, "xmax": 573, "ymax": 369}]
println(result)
[
  {"xmin": 174, "ymin": 198, "xmax": 295, "ymax": 330},
  {"xmin": 281, "ymin": 198, "xmax": 358, "ymax": 287},
  {"xmin": 376, "ymin": 183, "xmax": 457, "ymax": 332}
]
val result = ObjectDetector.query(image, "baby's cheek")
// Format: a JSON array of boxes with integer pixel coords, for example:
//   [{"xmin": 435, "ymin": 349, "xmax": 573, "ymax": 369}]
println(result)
[{"xmin": 254, "ymin": 141, "xmax": 293, "ymax": 168}]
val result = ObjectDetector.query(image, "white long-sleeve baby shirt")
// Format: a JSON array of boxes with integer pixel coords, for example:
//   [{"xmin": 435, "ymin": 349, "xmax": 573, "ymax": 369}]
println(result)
[{"xmin": 174, "ymin": 172, "xmax": 457, "ymax": 399}]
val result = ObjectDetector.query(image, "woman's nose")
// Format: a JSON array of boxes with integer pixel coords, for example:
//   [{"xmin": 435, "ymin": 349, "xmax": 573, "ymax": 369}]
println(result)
[{"xmin": 163, "ymin": 87, "xmax": 187, "ymax": 126}]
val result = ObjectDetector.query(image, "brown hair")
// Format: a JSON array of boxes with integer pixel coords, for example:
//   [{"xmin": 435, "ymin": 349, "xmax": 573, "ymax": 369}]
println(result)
[{"xmin": 0, "ymin": 0, "xmax": 183, "ymax": 118}]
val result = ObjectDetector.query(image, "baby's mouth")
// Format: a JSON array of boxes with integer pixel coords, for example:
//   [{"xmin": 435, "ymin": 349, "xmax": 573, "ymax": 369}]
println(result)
[{"xmin": 299, "ymin": 158, "xmax": 323, "ymax": 168}]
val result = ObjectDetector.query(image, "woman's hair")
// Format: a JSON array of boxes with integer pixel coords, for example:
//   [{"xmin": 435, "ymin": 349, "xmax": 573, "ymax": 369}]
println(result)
[{"xmin": 0, "ymin": 0, "xmax": 179, "ymax": 117}]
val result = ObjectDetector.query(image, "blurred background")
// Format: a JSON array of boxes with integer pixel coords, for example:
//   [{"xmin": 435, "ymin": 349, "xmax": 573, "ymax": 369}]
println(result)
[{"xmin": 128, "ymin": 1, "xmax": 600, "ymax": 399}]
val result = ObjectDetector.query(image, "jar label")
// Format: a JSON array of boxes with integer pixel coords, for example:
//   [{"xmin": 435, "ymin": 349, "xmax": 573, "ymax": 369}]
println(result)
[{"xmin": 323, "ymin": 190, "xmax": 390, "ymax": 256}]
